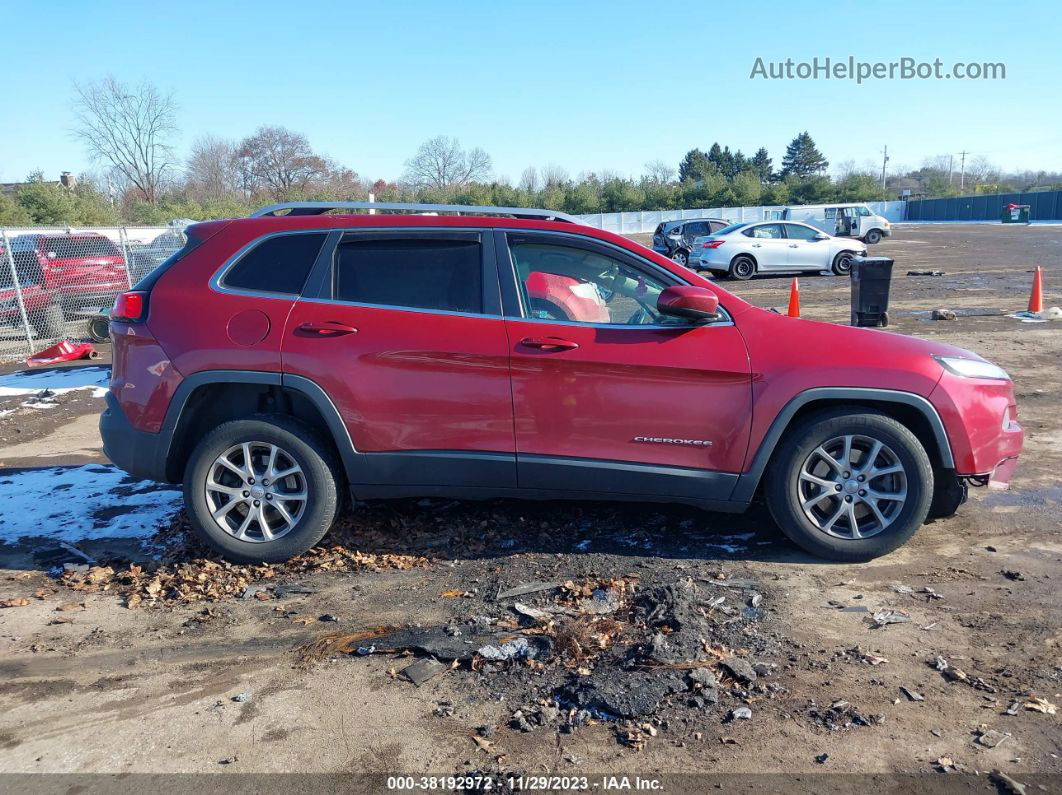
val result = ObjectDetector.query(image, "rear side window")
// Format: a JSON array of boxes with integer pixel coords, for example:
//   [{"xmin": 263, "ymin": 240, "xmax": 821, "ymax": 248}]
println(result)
[
  {"xmin": 334, "ymin": 237, "xmax": 482, "ymax": 314},
  {"xmin": 223, "ymin": 233, "xmax": 326, "ymax": 295}
]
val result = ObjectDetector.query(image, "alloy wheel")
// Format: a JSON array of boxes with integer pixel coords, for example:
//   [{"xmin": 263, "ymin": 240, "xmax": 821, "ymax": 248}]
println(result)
[
  {"xmin": 205, "ymin": 441, "xmax": 308, "ymax": 542},
  {"xmin": 796, "ymin": 434, "xmax": 907, "ymax": 539}
]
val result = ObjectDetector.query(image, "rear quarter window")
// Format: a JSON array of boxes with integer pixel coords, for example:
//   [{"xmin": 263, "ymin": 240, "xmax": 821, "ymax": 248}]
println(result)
[
  {"xmin": 334, "ymin": 236, "xmax": 482, "ymax": 314},
  {"xmin": 222, "ymin": 233, "xmax": 327, "ymax": 295}
]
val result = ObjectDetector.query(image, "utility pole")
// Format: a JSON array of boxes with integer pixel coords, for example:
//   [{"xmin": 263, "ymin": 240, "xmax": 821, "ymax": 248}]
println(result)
[
  {"xmin": 880, "ymin": 145, "xmax": 889, "ymax": 188},
  {"xmin": 958, "ymin": 150, "xmax": 969, "ymax": 191},
  {"xmin": 947, "ymin": 155, "xmax": 954, "ymax": 185}
]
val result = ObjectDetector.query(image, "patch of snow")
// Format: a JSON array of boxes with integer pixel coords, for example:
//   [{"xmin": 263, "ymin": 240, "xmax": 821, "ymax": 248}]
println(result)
[
  {"xmin": 0, "ymin": 464, "xmax": 181, "ymax": 544},
  {"xmin": 0, "ymin": 365, "xmax": 110, "ymax": 398}
]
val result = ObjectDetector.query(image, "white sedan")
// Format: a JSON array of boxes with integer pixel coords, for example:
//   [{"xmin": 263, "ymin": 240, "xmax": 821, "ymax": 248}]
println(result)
[{"xmin": 687, "ymin": 221, "xmax": 868, "ymax": 280}]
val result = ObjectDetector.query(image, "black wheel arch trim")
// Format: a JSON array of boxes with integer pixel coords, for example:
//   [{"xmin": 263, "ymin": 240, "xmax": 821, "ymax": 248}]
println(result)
[{"xmin": 730, "ymin": 387, "xmax": 954, "ymax": 502}]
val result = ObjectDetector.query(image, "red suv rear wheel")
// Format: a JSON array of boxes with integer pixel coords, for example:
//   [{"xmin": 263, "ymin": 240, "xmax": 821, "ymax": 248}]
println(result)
[{"xmin": 183, "ymin": 414, "xmax": 341, "ymax": 563}]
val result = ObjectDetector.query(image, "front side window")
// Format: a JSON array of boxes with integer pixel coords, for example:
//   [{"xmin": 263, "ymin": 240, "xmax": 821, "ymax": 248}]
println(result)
[
  {"xmin": 508, "ymin": 237, "xmax": 685, "ymax": 326},
  {"xmin": 856, "ymin": 206, "xmax": 872, "ymax": 217},
  {"xmin": 824, "ymin": 208, "xmax": 837, "ymax": 219},
  {"xmin": 223, "ymin": 232, "xmax": 326, "ymax": 295},
  {"xmin": 334, "ymin": 236, "xmax": 482, "ymax": 314},
  {"xmin": 784, "ymin": 224, "xmax": 820, "ymax": 241}
]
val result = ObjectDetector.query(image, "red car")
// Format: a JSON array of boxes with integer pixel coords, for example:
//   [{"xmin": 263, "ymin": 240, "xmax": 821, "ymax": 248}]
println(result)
[
  {"xmin": 11, "ymin": 233, "xmax": 130, "ymax": 310},
  {"xmin": 1, "ymin": 245, "xmax": 65, "ymax": 337},
  {"xmin": 99, "ymin": 203, "xmax": 1023, "ymax": 564}
]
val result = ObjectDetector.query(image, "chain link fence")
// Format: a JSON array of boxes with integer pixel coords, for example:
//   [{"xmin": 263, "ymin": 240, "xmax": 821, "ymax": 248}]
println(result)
[{"xmin": 0, "ymin": 225, "xmax": 186, "ymax": 361}]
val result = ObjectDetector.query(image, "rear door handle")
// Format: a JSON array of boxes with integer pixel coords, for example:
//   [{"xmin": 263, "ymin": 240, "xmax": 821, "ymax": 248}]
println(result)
[
  {"xmin": 520, "ymin": 336, "xmax": 579, "ymax": 351},
  {"xmin": 296, "ymin": 321, "xmax": 358, "ymax": 337},
  {"xmin": 788, "ymin": 244, "xmax": 799, "ymax": 248}
]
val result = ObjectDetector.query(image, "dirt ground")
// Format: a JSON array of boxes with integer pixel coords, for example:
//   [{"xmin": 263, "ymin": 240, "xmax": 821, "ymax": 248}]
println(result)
[{"xmin": 0, "ymin": 224, "xmax": 1059, "ymax": 791}]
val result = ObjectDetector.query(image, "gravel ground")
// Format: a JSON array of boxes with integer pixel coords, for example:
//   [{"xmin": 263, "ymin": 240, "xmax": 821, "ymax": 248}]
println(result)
[{"xmin": 0, "ymin": 224, "xmax": 1059, "ymax": 790}]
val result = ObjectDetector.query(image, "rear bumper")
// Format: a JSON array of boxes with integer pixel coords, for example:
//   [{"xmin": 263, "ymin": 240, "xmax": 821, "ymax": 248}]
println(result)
[
  {"xmin": 99, "ymin": 391, "xmax": 171, "ymax": 482},
  {"xmin": 987, "ymin": 455, "xmax": 1020, "ymax": 490}
]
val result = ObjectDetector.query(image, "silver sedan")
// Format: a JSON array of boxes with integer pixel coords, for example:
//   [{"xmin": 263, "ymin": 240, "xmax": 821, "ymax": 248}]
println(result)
[{"xmin": 687, "ymin": 221, "xmax": 868, "ymax": 280}]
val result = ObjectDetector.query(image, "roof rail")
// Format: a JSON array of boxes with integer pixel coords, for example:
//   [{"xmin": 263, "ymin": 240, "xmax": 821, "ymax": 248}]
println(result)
[{"xmin": 249, "ymin": 201, "xmax": 583, "ymax": 224}]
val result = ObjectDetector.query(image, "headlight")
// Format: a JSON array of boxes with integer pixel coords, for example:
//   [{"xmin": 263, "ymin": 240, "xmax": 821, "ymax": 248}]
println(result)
[{"xmin": 934, "ymin": 355, "xmax": 1010, "ymax": 380}]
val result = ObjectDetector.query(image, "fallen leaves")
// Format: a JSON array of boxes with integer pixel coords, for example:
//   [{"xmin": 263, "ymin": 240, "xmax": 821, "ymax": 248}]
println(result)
[
  {"xmin": 1, "ymin": 598, "xmax": 30, "ymax": 608},
  {"xmin": 59, "ymin": 514, "xmax": 429, "ymax": 609}
]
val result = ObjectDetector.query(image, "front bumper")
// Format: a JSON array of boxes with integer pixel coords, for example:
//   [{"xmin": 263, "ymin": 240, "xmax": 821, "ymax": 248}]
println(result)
[{"xmin": 100, "ymin": 391, "xmax": 171, "ymax": 482}]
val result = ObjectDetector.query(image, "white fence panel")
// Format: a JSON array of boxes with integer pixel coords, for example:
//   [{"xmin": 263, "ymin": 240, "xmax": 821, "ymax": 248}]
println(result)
[{"xmin": 577, "ymin": 201, "xmax": 907, "ymax": 233}]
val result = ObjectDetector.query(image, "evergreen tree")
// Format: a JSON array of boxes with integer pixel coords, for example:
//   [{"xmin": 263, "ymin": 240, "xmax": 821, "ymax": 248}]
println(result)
[
  {"xmin": 678, "ymin": 149, "xmax": 711, "ymax": 183},
  {"xmin": 751, "ymin": 148, "xmax": 773, "ymax": 183},
  {"xmin": 780, "ymin": 132, "xmax": 829, "ymax": 178}
]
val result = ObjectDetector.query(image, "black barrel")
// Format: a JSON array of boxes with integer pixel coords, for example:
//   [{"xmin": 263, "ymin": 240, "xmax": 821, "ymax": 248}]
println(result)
[{"xmin": 850, "ymin": 256, "xmax": 894, "ymax": 327}]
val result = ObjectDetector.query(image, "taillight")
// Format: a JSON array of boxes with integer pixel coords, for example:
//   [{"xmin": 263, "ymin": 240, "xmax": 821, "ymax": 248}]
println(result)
[
  {"xmin": 112, "ymin": 291, "xmax": 147, "ymax": 322},
  {"xmin": 702, "ymin": 240, "xmax": 724, "ymax": 249}
]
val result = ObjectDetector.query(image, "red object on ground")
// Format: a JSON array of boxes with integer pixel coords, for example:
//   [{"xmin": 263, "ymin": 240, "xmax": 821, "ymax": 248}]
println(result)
[
  {"xmin": 787, "ymin": 277, "xmax": 801, "ymax": 317},
  {"xmin": 26, "ymin": 340, "xmax": 99, "ymax": 367},
  {"xmin": 1028, "ymin": 266, "xmax": 1044, "ymax": 313}
]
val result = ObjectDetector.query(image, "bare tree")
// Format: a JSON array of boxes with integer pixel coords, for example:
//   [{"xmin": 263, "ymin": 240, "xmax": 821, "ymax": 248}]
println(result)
[
  {"xmin": 186, "ymin": 135, "xmax": 241, "ymax": 200},
  {"xmin": 519, "ymin": 166, "xmax": 539, "ymax": 193},
  {"xmin": 643, "ymin": 159, "xmax": 675, "ymax": 184},
  {"xmin": 235, "ymin": 126, "xmax": 329, "ymax": 198},
  {"xmin": 403, "ymin": 136, "xmax": 492, "ymax": 189},
  {"xmin": 72, "ymin": 76, "xmax": 178, "ymax": 203},
  {"xmin": 540, "ymin": 163, "xmax": 569, "ymax": 188}
]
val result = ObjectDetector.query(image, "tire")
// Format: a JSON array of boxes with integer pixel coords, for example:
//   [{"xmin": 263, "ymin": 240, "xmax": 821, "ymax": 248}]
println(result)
[
  {"xmin": 87, "ymin": 315, "xmax": 110, "ymax": 343},
  {"xmin": 33, "ymin": 303, "xmax": 65, "ymax": 339},
  {"xmin": 764, "ymin": 409, "xmax": 933, "ymax": 561},
  {"xmin": 832, "ymin": 251, "xmax": 856, "ymax": 276},
  {"xmin": 183, "ymin": 414, "xmax": 341, "ymax": 564},
  {"xmin": 728, "ymin": 255, "xmax": 756, "ymax": 281},
  {"xmin": 671, "ymin": 249, "xmax": 689, "ymax": 267},
  {"xmin": 864, "ymin": 229, "xmax": 883, "ymax": 245}
]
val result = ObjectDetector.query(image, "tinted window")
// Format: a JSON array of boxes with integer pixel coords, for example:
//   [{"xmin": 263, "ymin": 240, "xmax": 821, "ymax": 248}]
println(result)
[
  {"xmin": 784, "ymin": 224, "xmax": 821, "ymax": 240},
  {"xmin": 709, "ymin": 221, "xmax": 729, "ymax": 232},
  {"xmin": 334, "ymin": 237, "xmax": 482, "ymax": 314},
  {"xmin": 223, "ymin": 233, "xmax": 326, "ymax": 295},
  {"xmin": 508, "ymin": 237, "xmax": 685, "ymax": 326},
  {"xmin": 685, "ymin": 222, "xmax": 708, "ymax": 237},
  {"xmin": 44, "ymin": 237, "xmax": 121, "ymax": 259}
]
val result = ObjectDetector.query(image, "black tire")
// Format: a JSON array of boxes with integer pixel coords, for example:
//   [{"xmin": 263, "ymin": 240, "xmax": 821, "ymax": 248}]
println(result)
[
  {"xmin": 728, "ymin": 255, "xmax": 756, "ymax": 281},
  {"xmin": 33, "ymin": 303, "xmax": 65, "ymax": 339},
  {"xmin": 765, "ymin": 409, "xmax": 933, "ymax": 561},
  {"xmin": 671, "ymin": 249, "xmax": 689, "ymax": 267},
  {"xmin": 87, "ymin": 315, "xmax": 110, "ymax": 343},
  {"xmin": 832, "ymin": 251, "xmax": 856, "ymax": 276},
  {"xmin": 183, "ymin": 414, "xmax": 341, "ymax": 564},
  {"xmin": 864, "ymin": 229, "xmax": 883, "ymax": 245}
]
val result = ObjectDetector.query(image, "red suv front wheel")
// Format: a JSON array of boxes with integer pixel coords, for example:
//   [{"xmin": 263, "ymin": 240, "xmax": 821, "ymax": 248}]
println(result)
[{"xmin": 765, "ymin": 409, "xmax": 934, "ymax": 561}]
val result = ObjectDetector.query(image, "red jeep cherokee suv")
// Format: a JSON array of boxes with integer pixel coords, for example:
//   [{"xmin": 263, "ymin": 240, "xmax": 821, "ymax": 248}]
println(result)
[{"xmin": 99, "ymin": 203, "xmax": 1023, "ymax": 563}]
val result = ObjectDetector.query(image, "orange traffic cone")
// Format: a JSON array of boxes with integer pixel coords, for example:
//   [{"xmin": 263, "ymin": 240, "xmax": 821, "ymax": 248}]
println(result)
[
  {"xmin": 1028, "ymin": 266, "xmax": 1044, "ymax": 313},
  {"xmin": 787, "ymin": 278, "xmax": 801, "ymax": 318}
]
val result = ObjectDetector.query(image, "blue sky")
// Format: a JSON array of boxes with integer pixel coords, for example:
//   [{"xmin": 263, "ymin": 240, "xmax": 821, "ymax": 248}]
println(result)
[{"xmin": 3, "ymin": 0, "xmax": 1060, "ymax": 184}]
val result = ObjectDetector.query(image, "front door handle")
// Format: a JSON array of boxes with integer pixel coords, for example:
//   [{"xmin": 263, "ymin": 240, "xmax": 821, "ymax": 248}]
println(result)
[
  {"xmin": 751, "ymin": 243, "xmax": 762, "ymax": 248},
  {"xmin": 788, "ymin": 244, "xmax": 799, "ymax": 248},
  {"xmin": 520, "ymin": 336, "xmax": 579, "ymax": 351},
  {"xmin": 296, "ymin": 321, "xmax": 358, "ymax": 337}
]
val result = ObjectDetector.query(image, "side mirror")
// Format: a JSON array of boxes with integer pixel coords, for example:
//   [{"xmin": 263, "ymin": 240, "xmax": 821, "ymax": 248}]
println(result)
[
  {"xmin": 814, "ymin": 232, "xmax": 830, "ymax": 240},
  {"xmin": 657, "ymin": 286, "xmax": 720, "ymax": 322}
]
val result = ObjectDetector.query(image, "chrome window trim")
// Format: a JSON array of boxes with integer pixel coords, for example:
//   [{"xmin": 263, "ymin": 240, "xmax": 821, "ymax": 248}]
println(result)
[
  {"xmin": 294, "ymin": 296, "xmax": 503, "ymax": 321},
  {"xmin": 499, "ymin": 228, "xmax": 735, "ymax": 328},
  {"xmin": 210, "ymin": 228, "xmax": 332, "ymax": 300}
]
